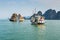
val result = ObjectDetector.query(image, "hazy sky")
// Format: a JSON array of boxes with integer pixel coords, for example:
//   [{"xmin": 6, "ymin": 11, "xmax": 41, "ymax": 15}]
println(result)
[{"xmin": 0, "ymin": 0, "xmax": 60, "ymax": 19}]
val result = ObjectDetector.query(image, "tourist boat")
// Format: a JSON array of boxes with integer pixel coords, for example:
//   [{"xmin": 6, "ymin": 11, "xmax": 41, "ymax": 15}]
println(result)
[
  {"xmin": 18, "ymin": 14, "xmax": 24, "ymax": 22},
  {"xmin": 9, "ymin": 13, "xmax": 17, "ymax": 22},
  {"xmin": 30, "ymin": 14, "xmax": 45, "ymax": 24}
]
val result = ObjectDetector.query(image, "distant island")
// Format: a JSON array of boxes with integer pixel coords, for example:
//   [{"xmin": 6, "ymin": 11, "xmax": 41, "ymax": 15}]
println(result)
[
  {"xmin": 24, "ymin": 9, "xmax": 60, "ymax": 20},
  {"xmin": 43, "ymin": 9, "xmax": 60, "ymax": 20}
]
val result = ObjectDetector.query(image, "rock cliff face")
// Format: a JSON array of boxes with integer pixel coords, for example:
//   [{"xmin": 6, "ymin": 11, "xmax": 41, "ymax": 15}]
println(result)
[
  {"xmin": 56, "ymin": 11, "xmax": 60, "ymax": 19},
  {"xmin": 18, "ymin": 14, "xmax": 24, "ymax": 22},
  {"xmin": 37, "ymin": 11, "xmax": 42, "ymax": 16},
  {"xmin": 9, "ymin": 13, "xmax": 17, "ymax": 22},
  {"xmin": 43, "ymin": 9, "xmax": 56, "ymax": 20},
  {"xmin": 9, "ymin": 13, "xmax": 24, "ymax": 22}
]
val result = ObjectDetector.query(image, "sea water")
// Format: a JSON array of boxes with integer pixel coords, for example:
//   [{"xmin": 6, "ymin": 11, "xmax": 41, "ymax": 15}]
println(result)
[{"xmin": 0, "ymin": 19, "xmax": 60, "ymax": 40}]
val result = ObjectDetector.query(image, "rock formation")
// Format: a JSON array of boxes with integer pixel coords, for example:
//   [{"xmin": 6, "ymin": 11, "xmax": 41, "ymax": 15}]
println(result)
[
  {"xmin": 18, "ymin": 14, "xmax": 24, "ymax": 22},
  {"xmin": 9, "ymin": 13, "xmax": 17, "ymax": 22},
  {"xmin": 43, "ymin": 9, "xmax": 56, "ymax": 20},
  {"xmin": 56, "ymin": 11, "xmax": 60, "ymax": 19},
  {"xmin": 37, "ymin": 11, "xmax": 42, "ymax": 16}
]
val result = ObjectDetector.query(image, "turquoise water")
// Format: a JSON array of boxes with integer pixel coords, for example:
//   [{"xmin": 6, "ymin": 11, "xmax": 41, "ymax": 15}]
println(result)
[{"xmin": 0, "ymin": 20, "xmax": 60, "ymax": 40}]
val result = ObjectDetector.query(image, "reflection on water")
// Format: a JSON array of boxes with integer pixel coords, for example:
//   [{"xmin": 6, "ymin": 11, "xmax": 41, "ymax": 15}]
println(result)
[
  {"xmin": 37, "ymin": 24, "xmax": 46, "ymax": 31},
  {"xmin": 32, "ymin": 24, "xmax": 46, "ymax": 32},
  {"xmin": 0, "ymin": 20, "xmax": 60, "ymax": 40},
  {"xmin": 31, "ymin": 24, "xmax": 46, "ymax": 40},
  {"xmin": 37, "ymin": 24, "xmax": 46, "ymax": 40},
  {"xmin": 0, "ymin": 20, "xmax": 47, "ymax": 40}
]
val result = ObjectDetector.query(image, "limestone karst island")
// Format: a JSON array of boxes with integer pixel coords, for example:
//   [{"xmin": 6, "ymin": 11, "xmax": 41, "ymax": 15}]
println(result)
[{"xmin": 9, "ymin": 13, "xmax": 24, "ymax": 22}]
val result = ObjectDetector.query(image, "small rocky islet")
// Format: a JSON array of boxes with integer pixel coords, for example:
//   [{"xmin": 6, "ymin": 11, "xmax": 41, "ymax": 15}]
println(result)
[{"xmin": 9, "ymin": 13, "xmax": 24, "ymax": 22}]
